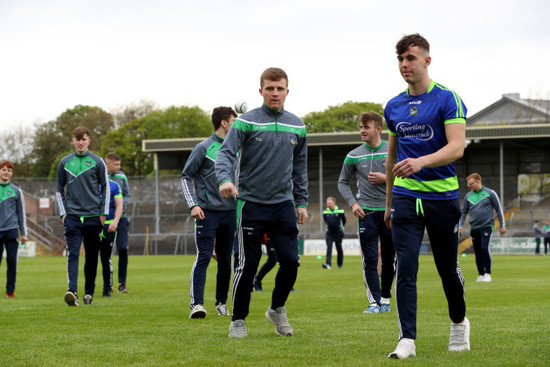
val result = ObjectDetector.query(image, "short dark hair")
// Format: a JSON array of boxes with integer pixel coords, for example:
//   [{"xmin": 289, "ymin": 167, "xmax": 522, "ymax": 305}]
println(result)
[
  {"xmin": 359, "ymin": 112, "xmax": 383, "ymax": 129},
  {"xmin": 0, "ymin": 160, "xmax": 14, "ymax": 170},
  {"xmin": 105, "ymin": 152, "xmax": 121, "ymax": 162},
  {"xmin": 260, "ymin": 67, "xmax": 288, "ymax": 88},
  {"xmin": 396, "ymin": 33, "xmax": 430, "ymax": 55},
  {"xmin": 72, "ymin": 126, "xmax": 91, "ymax": 140},
  {"xmin": 211, "ymin": 107, "xmax": 237, "ymax": 130}
]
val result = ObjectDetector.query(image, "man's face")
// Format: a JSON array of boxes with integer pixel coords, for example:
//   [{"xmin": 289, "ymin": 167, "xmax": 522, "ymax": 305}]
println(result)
[
  {"xmin": 397, "ymin": 45, "xmax": 430, "ymax": 85},
  {"xmin": 259, "ymin": 79, "xmax": 288, "ymax": 111},
  {"xmin": 360, "ymin": 120, "xmax": 380, "ymax": 146},
  {"xmin": 326, "ymin": 198, "xmax": 335, "ymax": 209},
  {"xmin": 106, "ymin": 159, "xmax": 121, "ymax": 175},
  {"xmin": 0, "ymin": 166, "xmax": 13, "ymax": 183},
  {"xmin": 467, "ymin": 178, "xmax": 482, "ymax": 192},
  {"xmin": 222, "ymin": 116, "xmax": 236, "ymax": 134},
  {"xmin": 72, "ymin": 134, "xmax": 91, "ymax": 154}
]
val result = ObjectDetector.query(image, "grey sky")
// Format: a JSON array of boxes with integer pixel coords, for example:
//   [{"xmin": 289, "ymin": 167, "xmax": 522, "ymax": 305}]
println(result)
[{"xmin": 1, "ymin": 0, "xmax": 549, "ymax": 131}]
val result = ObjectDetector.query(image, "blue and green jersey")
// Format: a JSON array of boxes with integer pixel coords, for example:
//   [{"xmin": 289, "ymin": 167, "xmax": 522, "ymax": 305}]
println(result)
[{"xmin": 384, "ymin": 80, "xmax": 467, "ymax": 200}]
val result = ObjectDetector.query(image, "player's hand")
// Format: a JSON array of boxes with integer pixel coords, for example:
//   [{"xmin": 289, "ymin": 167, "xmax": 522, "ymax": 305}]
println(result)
[
  {"xmin": 61, "ymin": 215, "xmax": 66, "ymax": 225},
  {"xmin": 20, "ymin": 236, "xmax": 28, "ymax": 244},
  {"xmin": 368, "ymin": 172, "xmax": 386, "ymax": 185},
  {"xmin": 384, "ymin": 207, "xmax": 392, "ymax": 229},
  {"xmin": 191, "ymin": 206, "xmax": 205, "ymax": 220},
  {"xmin": 296, "ymin": 207, "xmax": 308, "ymax": 225},
  {"xmin": 459, "ymin": 227, "xmax": 463, "ymax": 236},
  {"xmin": 500, "ymin": 227, "xmax": 507, "ymax": 235},
  {"xmin": 108, "ymin": 221, "xmax": 119, "ymax": 233},
  {"xmin": 100, "ymin": 215, "xmax": 106, "ymax": 227},
  {"xmin": 352, "ymin": 203, "xmax": 365, "ymax": 219},
  {"xmin": 219, "ymin": 182, "xmax": 239, "ymax": 198},
  {"xmin": 392, "ymin": 157, "xmax": 424, "ymax": 178}
]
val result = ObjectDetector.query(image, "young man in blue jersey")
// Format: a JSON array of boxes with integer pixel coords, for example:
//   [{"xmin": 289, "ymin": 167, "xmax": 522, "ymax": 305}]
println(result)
[
  {"xmin": 459, "ymin": 173, "xmax": 506, "ymax": 282},
  {"xmin": 0, "ymin": 160, "xmax": 27, "ymax": 298},
  {"xmin": 217, "ymin": 67, "xmax": 308, "ymax": 338},
  {"xmin": 384, "ymin": 34, "xmax": 469, "ymax": 358},
  {"xmin": 105, "ymin": 152, "xmax": 131, "ymax": 293},
  {"xmin": 181, "ymin": 106, "xmax": 238, "ymax": 319},
  {"xmin": 322, "ymin": 197, "xmax": 346, "ymax": 270},
  {"xmin": 56, "ymin": 126, "xmax": 109, "ymax": 306},
  {"xmin": 98, "ymin": 179, "xmax": 123, "ymax": 297},
  {"xmin": 338, "ymin": 112, "xmax": 395, "ymax": 314}
]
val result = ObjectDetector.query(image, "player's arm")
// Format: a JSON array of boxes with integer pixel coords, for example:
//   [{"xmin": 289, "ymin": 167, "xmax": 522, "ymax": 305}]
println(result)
[
  {"xmin": 217, "ymin": 127, "xmax": 243, "ymax": 198},
  {"xmin": 491, "ymin": 191, "xmax": 507, "ymax": 234},
  {"xmin": 108, "ymin": 196, "xmax": 123, "ymax": 233},
  {"xmin": 392, "ymin": 123, "xmax": 465, "ymax": 178},
  {"xmin": 292, "ymin": 134, "xmax": 309, "ymax": 224},
  {"xmin": 384, "ymin": 134, "xmax": 398, "ymax": 228},
  {"xmin": 180, "ymin": 145, "xmax": 204, "ymax": 210},
  {"xmin": 55, "ymin": 159, "xmax": 68, "ymax": 221},
  {"xmin": 458, "ymin": 196, "xmax": 470, "ymax": 236},
  {"xmin": 16, "ymin": 187, "xmax": 28, "ymax": 243},
  {"xmin": 338, "ymin": 159, "xmax": 365, "ymax": 219}
]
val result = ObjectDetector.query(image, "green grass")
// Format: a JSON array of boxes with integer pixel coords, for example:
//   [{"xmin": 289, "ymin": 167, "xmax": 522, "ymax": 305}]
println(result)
[{"xmin": 1, "ymin": 254, "xmax": 549, "ymax": 366}]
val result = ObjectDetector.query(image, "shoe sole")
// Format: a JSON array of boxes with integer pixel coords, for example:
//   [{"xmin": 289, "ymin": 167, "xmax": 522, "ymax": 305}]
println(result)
[
  {"xmin": 190, "ymin": 310, "xmax": 206, "ymax": 319},
  {"xmin": 265, "ymin": 311, "xmax": 293, "ymax": 336},
  {"xmin": 64, "ymin": 292, "xmax": 78, "ymax": 306}
]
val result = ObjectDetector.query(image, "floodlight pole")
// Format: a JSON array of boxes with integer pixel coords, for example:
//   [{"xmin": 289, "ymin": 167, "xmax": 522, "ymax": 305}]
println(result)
[
  {"xmin": 154, "ymin": 153, "xmax": 160, "ymax": 235},
  {"xmin": 319, "ymin": 147, "xmax": 324, "ymax": 233},
  {"xmin": 499, "ymin": 140, "xmax": 504, "ymax": 206}
]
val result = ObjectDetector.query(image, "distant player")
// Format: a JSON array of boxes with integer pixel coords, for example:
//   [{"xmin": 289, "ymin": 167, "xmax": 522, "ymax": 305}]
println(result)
[
  {"xmin": 384, "ymin": 34, "xmax": 469, "ymax": 358},
  {"xmin": 321, "ymin": 197, "xmax": 346, "ymax": 269},
  {"xmin": 217, "ymin": 67, "xmax": 308, "ymax": 338},
  {"xmin": 0, "ymin": 160, "xmax": 27, "ymax": 298},
  {"xmin": 181, "ymin": 106, "xmax": 238, "ymax": 319},
  {"xmin": 104, "ymin": 152, "xmax": 131, "ymax": 293},
  {"xmin": 459, "ymin": 173, "xmax": 506, "ymax": 282},
  {"xmin": 56, "ymin": 126, "xmax": 109, "ymax": 306}
]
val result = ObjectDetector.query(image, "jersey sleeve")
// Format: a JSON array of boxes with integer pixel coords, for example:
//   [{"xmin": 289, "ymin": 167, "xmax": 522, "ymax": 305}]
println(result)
[
  {"xmin": 337, "ymin": 157, "xmax": 358, "ymax": 208},
  {"xmin": 458, "ymin": 194, "xmax": 470, "ymax": 227},
  {"xmin": 16, "ymin": 187, "xmax": 27, "ymax": 236},
  {"xmin": 55, "ymin": 158, "xmax": 67, "ymax": 217},
  {"xmin": 443, "ymin": 91, "xmax": 467, "ymax": 124},
  {"xmin": 292, "ymin": 134, "xmax": 308, "ymax": 208},
  {"xmin": 180, "ymin": 143, "xmax": 205, "ymax": 209},
  {"xmin": 216, "ymin": 124, "xmax": 245, "ymax": 186}
]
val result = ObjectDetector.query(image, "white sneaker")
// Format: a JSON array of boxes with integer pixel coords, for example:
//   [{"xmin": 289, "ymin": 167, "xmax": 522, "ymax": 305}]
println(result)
[
  {"xmin": 265, "ymin": 307, "xmax": 293, "ymax": 336},
  {"xmin": 216, "ymin": 303, "xmax": 229, "ymax": 316},
  {"xmin": 229, "ymin": 319, "xmax": 248, "ymax": 338},
  {"xmin": 449, "ymin": 317, "xmax": 470, "ymax": 351},
  {"xmin": 476, "ymin": 274, "xmax": 485, "ymax": 282},
  {"xmin": 483, "ymin": 274, "xmax": 492, "ymax": 282},
  {"xmin": 189, "ymin": 304, "xmax": 207, "ymax": 319},
  {"xmin": 388, "ymin": 338, "xmax": 416, "ymax": 359}
]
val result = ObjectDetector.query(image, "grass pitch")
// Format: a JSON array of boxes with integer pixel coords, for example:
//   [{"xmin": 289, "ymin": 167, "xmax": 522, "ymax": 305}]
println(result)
[{"xmin": 1, "ymin": 254, "xmax": 549, "ymax": 366}]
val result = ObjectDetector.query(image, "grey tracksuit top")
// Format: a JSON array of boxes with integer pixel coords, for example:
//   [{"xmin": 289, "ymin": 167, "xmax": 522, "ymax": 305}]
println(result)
[
  {"xmin": 0, "ymin": 182, "xmax": 27, "ymax": 236},
  {"xmin": 338, "ymin": 141, "xmax": 388, "ymax": 210},
  {"xmin": 459, "ymin": 186, "xmax": 505, "ymax": 230},
  {"xmin": 56, "ymin": 150, "xmax": 110, "ymax": 218},
  {"xmin": 180, "ymin": 133, "xmax": 236, "ymax": 212},
  {"xmin": 216, "ymin": 104, "xmax": 308, "ymax": 207}
]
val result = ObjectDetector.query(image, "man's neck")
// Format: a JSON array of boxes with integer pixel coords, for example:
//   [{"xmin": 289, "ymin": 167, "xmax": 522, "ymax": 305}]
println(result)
[
  {"xmin": 408, "ymin": 77, "xmax": 432, "ymax": 96},
  {"xmin": 215, "ymin": 128, "xmax": 227, "ymax": 139},
  {"xmin": 0, "ymin": 180, "xmax": 9, "ymax": 184},
  {"xmin": 365, "ymin": 137, "xmax": 382, "ymax": 149}
]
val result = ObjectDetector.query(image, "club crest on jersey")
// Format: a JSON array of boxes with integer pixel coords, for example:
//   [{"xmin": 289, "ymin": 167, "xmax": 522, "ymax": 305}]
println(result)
[
  {"xmin": 410, "ymin": 107, "xmax": 418, "ymax": 116},
  {"xmin": 86, "ymin": 161, "xmax": 92, "ymax": 167},
  {"xmin": 289, "ymin": 136, "xmax": 297, "ymax": 146}
]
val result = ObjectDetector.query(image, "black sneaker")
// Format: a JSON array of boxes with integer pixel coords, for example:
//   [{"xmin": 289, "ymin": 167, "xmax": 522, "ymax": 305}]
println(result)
[
  {"xmin": 83, "ymin": 294, "xmax": 93, "ymax": 305},
  {"xmin": 64, "ymin": 291, "xmax": 79, "ymax": 306},
  {"xmin": 118, "ymin": 283, "xmax": 128, "ymax": 293},
  {"xmin": 103, "ymin": 289, "xmax": 113, "ymax": 297}
]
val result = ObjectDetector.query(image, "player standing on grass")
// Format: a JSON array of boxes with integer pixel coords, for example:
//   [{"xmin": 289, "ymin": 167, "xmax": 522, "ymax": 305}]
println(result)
[
  {"xmin": 56, "ymin": 126, "xmax": 109, "ymax": 306},
  {"xmin": 180, "ymin": 106, "xmax": 238, "ymax": 319},
  {"xmin": 459, "ymin": 173, "xmax": 506, "ymax": 282},
  {"xmin": 338, "ymin": 112, "xmax": 395, "ymax": 314},
  {"xmin": 217, "ymin": 67, "xmax": 308, "ymax": 338},
  {"xmin": 104, "ymin": 152, "xmax": 131, "ymax": 293},
  {"xmin": 384, "ymin": 34, "xmax": 470, "ymax": 359},
  {"xmin": 321, "ymin": 197, "xmax": 346, "ymax": 270},
  {"xmin": 0, "ymin": 160, "xmax": 27, "ymax": 298}
]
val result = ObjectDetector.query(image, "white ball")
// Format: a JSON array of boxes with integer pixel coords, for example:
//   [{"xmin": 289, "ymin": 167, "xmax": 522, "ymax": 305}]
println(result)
[{"xmin": 234, "ymin": 101, "xmax": 248, "ymax": 114}]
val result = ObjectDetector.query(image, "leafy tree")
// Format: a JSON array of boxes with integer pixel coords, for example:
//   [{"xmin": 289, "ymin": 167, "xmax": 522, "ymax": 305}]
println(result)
[
  {"xmin": 100, "ymin": 105, "xmax": 211, "ymax": 176},
  {"xmin": 303, "ymin": 101, "xmax": 384, "ymax": 133},
  {"xmin": 30, "ymin": 105, "xmax": 114, "ymax": 177},
  {"xmin": 111, "ymin": 100, "xmax": 158, "ymax": 128},
  {"xmin": 0, "ymin": 125, "xmax": 34, "ymax": 177}
]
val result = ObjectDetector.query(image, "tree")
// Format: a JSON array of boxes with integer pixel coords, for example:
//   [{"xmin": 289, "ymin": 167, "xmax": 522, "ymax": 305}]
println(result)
[
  {"xmin": 100, "ymin": 105, "xmax": 211, "ymax": 176},
  {"xmin": 111, "ymin": 100, "xmax": 159, "ymax": 128},
  {"xmin": 0, "ymin": 125, "xmax": 35, "ymax": 177},
  {"xmin": 303, "ymin": 101, "xmax": 384, "ymax": 133},
  {"xmin": 29, "ymin": 105, "xmax": 114, "ymax": 177}
]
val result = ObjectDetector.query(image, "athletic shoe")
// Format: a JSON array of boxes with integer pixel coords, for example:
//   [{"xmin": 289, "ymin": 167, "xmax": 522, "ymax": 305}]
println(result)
[
  {"xmin": 449, "ymin": 317, "xmax": 470, "ymax": 351},
  {"xmin": 338, "ymin": 265, "xmax": 343, "ymax": 269},
  {"xmin": 64, "ymin": 291, "xmax": 79, "ymax": 306},
  {"xmin": 322, "ymin": 264, "xmax": 331, "ymax": 269},
  {"xmin": 253, "ymin": 279, "xmax": 263, "ymax": 291},
  {"xmin": 388, "ymin": 338, "xmax": 416, "ymax": 359},
  {"xmin": 216, "ymin": 303, "xmax": 230, "ymax": 316},
  {"xmin": 118, "ymin": 283, "xmax": 129, "ymax": 293},
  {"xmin": 363, "ymin": 304, "xmax": 380, "ymax": 314},
  {"xmin": 83, "ymin": 294, "xmax": 93, "ymax": 305},
  {"xmin": 189, "ymin": 304, "xmax": 207, "ymax": 319},
  {"xmin": 380, "ymin": 303, "xmax": 390, "ymax": 313},
  {"xmin": 483, "ymin": 274, "xmax": 492, "ymax": 282},
  {"xmin": 476, "ymin": 274, "xmax": 485, "ymax": 282},
  {"xmin": 103, "ymin": 289, "xmax": 113, "ymax": 297},
  {"xmin": 6, "ymin": 292, "xmax": 15, "ymax": 298},
  {"xmin": 265, "ymin": 306, "xmax": 293, "ymax": 336},
  {"xmin": 229, "ymin": 319, "xmax": 248, "ymax": 338}
]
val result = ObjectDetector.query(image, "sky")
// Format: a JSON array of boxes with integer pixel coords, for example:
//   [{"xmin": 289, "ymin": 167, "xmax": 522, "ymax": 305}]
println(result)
[{"xmin": 1, "ymin": 0, "xmax": 550, "ymax": 133}]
